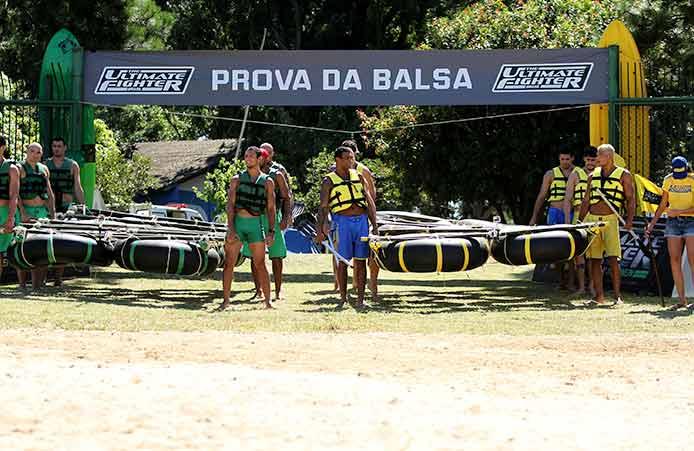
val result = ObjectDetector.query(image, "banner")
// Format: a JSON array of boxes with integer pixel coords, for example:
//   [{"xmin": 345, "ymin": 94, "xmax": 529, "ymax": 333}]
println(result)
[
  {"xmin": 633, "ymin": 173, "xmax": 663, "ymax": 215},
  {"xmin": 83, "ymin": 48, "xmax": 609, "ymax": 106}
]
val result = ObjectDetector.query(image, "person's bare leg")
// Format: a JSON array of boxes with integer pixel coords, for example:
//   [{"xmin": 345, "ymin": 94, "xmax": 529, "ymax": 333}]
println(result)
[
  {"xmin": 332, "ymin": 255, "xmax": 339, "ymax": 292},
  {"xmin": 271, "ymin": 258, "xmax": 283, "ymax": 301},
  {"xmin": 354, "ymin": 259, "xmax": 367, "ymax": 307},
  {"xmin": 54, "ymin": 266, "xmax": 65, "ymax": 287},
  {"xmin": 669, "ymin": 237, "xmax": 687, "ymax": 306},
  {"xmin": 31, "ymin": 268, "xmax": 45, "ymax": 290},
  {"xmin": 18, "ymin": 270, "xmax": 27, "ymax": 289},
  {"xmin": 590, "ymin": 258, "xmax": 605, "ymax": 303},
  {"xmin": 684, "ymin": 236, "xmax": 694, "ymax": 307},
  {"xmin": 221, "ymin": 240, "xmax": 242, "ymax": 309},
  {"xmin": 250, "ymin": 260, "xmax": 262, "ymax": 298},
  {"xmin": 607, "ymin": 256, "xmax": 622, "ymax": 304},
  {"xmin": 250, "ymin": 243, "xmax": 272, "ymax": 308},
  {"xmin": 575, "ymin": 255, "xmax": 586, "ymax": 295},
  {"xmin": 337, "ymin": 261, "xmax": 348, "ymax": 308},
  {"xmin": 367, "ymin": 255, "xmax": 379, "ymax": 301}
]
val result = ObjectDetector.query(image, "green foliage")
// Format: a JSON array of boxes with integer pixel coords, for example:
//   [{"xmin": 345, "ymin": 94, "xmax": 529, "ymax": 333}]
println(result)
[
  {"xmin": 0, "ymin": 72, "xmax": 39, "ymax": 160},
  {"xmin": 125, "ymin": 0, "xmax": 175, "ymax": 50},
  {"xmin": 94, "ymin": 119, "xmax": 159, "ymax": 207},
  {"xmin": 295, "ymin": 149, "xmax": 335, "ymax": 213},
  {"xmin": 361, "ymin": 0, "xmax": 629, "ymax": 221},
  {"xmin": 192, "ymin": 157, "xmax": 246, "ymax": 219},
  {"xmin": 0, "ymin": 1, "xmax": 129, "ymax": 95}
]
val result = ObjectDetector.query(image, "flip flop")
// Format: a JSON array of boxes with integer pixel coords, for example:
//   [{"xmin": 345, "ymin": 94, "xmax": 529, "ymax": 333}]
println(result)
[
  {"xmin": 667, "ymin": 303, "xmax": 687, "ymax": 311},
  {"xmin": 583, "ymin": 300, "xmax": 599, "ymax": 308}
]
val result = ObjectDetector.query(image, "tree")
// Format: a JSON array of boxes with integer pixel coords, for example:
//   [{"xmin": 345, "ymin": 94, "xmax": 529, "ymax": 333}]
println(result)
[
  {"xmin": 192, "ymin": 157, "xmax": 246, "ymax": 219},
  {"xmin": 94, "ymin": 119, "xmax": 159, "ymax": 207},
  {"xmin": 0, "ymin": 1, "xmax": 129, "ymax": 95},
  {"xmin": 359, "ymin": 0, "xmax": 628, "ymax": 222}
]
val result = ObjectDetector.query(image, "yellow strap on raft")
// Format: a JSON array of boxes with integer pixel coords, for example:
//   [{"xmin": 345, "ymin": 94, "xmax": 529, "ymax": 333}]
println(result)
[
  {"xmin": 460, "ymin": 239, "xmax": 470, "ymax": 271},
  {"xmin": 398, "ymin": 241, "xmax": 409, "ymax": 272},
  {"xmin": 524, "ymin": 235, "xmax": 533, "ymax": 264},
  {"xmin": 435, "ymin": 240, "xmax": 443, "ymax": 273}
]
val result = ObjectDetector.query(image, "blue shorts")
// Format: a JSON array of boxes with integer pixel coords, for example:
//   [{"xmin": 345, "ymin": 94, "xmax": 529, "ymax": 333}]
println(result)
[
  {"xmin": 547, "ymin": 207, "xmax": 572, "ymax": 225},
  {"xmin": 665, "ymin": 217, "xmax": 694, "ymax": 238},
  {"xmin": 331, "ymin": 213, "xmax": 369, "ymax": 261}
]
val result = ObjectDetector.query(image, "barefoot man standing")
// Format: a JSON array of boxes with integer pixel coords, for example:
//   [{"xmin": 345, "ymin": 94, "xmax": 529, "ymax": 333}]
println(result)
[{"xmin": 220, "ymin": 146, "xmax": 276, "ymax": 310}]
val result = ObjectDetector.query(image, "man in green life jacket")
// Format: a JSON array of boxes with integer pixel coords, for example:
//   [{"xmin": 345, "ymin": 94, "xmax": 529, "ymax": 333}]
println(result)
[
  {"xmin": 220, "ymin": 146, "xmax": 276, "ymax": 311},
  {"xmin": 17, "ymin": 143, "xmax": 56, "ymax": 290},
  {"xmin": 0, "ymin": 137, "xmax": 20, "ymax": 283},
  {"xmin": 46, "ymin": 136, "xmax": 85, "ymax": 287},
  {"xmin": 316, "ymin": 146, "xmax": 378, "ymax": 309},
  {"xmin": 244, "ymin": 146, "xmax": 292, "ymax": 301}
]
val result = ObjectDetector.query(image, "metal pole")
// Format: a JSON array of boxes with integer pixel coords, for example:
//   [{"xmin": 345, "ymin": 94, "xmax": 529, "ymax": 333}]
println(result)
[
  {"xmin": 607, "ymin": 45, "xmax": 620, "ymax": 149},
  {"xmin": 235, "ymin": 28, "xmax": 267, "ymax": 159}
]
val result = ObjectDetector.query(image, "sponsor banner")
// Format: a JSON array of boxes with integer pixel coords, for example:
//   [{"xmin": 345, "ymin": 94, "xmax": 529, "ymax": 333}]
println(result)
[{"xmin": 84, "ymin": 49, "xmax": 608, "ymax": 105}]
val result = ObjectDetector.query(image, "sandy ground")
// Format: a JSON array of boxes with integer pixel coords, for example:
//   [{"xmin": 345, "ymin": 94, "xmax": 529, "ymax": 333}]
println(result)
[{"xmin": 1, "ymin": 330, "xmax": 693, "ymax": 450}]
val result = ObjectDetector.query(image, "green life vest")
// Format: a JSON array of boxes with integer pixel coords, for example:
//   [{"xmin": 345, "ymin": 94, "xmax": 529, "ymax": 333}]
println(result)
[
  {"xmin": 236, "ymin": 170, "xmax": 268, "ymax": 215},
  {"xmin": 20, "ymin": 162, "xmax": 49, "ymax": 200},
  {"xmin": 46, "ymin": 158, "xmax": 76, "ymax": 197},
  {"xmin": 0, "ymin": 159, "xmax": 16, "ymax": 200}
]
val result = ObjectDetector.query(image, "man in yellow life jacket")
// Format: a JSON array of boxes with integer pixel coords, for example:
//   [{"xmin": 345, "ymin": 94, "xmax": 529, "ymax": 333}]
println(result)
[
  {"xmin": 316, "ymin": 146, "xmax": 378, "ymax": 309},
  {"xmin": 563, "ymin": 146, "xmax": 598, "ymax": 295},
  {"xmin": 529, "ymin": 149, "xmax": 575, "ymax": 226},
  {"xmin": 579, "ymin": 144, "xmax": 635, "ymax": 306}
]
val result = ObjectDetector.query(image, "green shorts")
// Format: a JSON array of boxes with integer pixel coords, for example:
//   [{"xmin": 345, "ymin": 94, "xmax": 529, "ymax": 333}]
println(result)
[
  {"xmin": 0, "ymin": 205, "xmax": 17, "ymax": 253},
  {"xmin": 23, "ymin": 205, "xmax": 49, "ymax": 220},
  {"xmin": 234, "ymin": 215, "xmax": 265, "ymax": 245},
  {"xmin": 242, "ymin": 212, "xmax": 287, "ymax": 259}
]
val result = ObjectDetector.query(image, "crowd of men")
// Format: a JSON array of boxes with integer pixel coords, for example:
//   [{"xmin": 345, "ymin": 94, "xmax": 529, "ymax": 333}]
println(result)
[
  {"xmin": 530, "ymin": 143, "xmax": 636, "ymax": 306},
  {"xmin": 0, "ymin": 136, "xmax": 85, "ymax": 290},
  {"xmin": 220, "ymin": 140, "xmax": 379, "ymax": 310}
]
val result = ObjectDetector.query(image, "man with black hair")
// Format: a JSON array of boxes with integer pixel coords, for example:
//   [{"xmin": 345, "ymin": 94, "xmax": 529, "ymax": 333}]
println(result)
[
  {"xmin": 316, "ymin": 146, "xmax": 378, "ymax": 309},
  {"xmin": 220, "ymin": 146, "xmax": 276, "ymax": 310},
  {"xmin": 46, "ymin": 136, "xmax": 85, "ymax": 287},
  {"xmin": 530, "ymin": 149, "xmax": 576, "ymax": 226},
  {"xmin": 563, "ymin": 146, "xmax": 598, "ymax": 295},
  {"xmin": 0, "ymin": 137, "xmax": 20, "ymax": 283}
]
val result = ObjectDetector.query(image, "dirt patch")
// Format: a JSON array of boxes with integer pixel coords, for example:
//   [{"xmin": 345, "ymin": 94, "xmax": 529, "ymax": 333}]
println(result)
[{"xmin": 1, "ymin": 330, "xmax": 693, "ymax": 450}]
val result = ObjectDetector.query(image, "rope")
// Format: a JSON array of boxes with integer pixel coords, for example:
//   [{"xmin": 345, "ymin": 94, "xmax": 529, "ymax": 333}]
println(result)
[{"xmin": 82, "ymin": 102, "xmax": 589, "ymax": 136}]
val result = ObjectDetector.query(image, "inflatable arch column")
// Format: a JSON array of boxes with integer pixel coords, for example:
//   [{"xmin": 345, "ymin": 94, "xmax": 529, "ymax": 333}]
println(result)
[
  {"xmin": 39, "ymin": 29, "xmax": 96, "ymax": 207},
  {"xmin": 589, "ymin": 20, "xmax": 650, "ymax": 177}
]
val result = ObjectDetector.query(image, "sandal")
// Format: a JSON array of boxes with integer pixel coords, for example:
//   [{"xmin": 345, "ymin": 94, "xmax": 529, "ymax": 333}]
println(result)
[
  {"xmin": 667, "ymin": 303, "xmax": 688, "ymax": 311},
  {"xmin": 583, "ymin": 300, "xmax": 599, "ymax": 308}
]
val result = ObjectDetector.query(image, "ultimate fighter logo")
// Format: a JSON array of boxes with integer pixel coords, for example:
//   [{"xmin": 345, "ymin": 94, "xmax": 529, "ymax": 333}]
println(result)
[
  {"xmin": 492, "ymin": 63, "xmax": 593, "ymax": 92},
  {"xmin": 94, "ymin": 67, "xmax": 195, "ymax": 95}
]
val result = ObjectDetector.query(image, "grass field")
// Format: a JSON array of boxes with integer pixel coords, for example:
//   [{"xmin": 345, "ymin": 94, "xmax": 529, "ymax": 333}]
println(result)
[{"xmin": 1, "ymin": 254, "xmax": 691, "ymax": 334}]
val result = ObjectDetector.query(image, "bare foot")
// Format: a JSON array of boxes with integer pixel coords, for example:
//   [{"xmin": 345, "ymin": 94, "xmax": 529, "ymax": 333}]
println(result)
[
  {"xmin": 263, "ymin": 302, "xmax": 274, "ymax": 310},
  {"xmin": 217, "ymin": 301, "xmax": 231, "ymax": 311},
  {"xmin": 274, "ymin": 292, "xmax": 284, "ymax": 302}
]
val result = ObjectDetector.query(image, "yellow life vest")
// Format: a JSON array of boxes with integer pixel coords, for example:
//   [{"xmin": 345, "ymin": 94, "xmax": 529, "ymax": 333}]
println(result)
[
  {"xmin": 327, "ymin": 169, "xmax": 366, "ymax": 213},
  {"xmin": 547, "ymin": 166, "xmax": 570, "ymax": 203},
  {"xmin": 590, "ymin": 166, "xmax": 626, "ymax": 210},
  {"xmin": 572, "ymin": 166, "xmax": 588, "ymax": 207}
]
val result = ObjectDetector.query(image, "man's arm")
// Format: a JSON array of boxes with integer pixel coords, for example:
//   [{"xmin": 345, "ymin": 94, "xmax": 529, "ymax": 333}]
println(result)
[
  {"xmin": 563, "ymin": 172, "xmax": 577, "ymax": 224},
  {"xmin": 275, "ymin": 172, "xmax": 292, "ymax": 230},
  {"xmin": 361, "ymin": 166, "xmax": 376, "ymax": 201},
  {"xmin": 360, "ymin": 173, "xmax": 378, "ymax": 233},
  {"xmin": 646, "ymin": 191, "xmax": 669, "ymax": 237},
  {"xmin": 45, "ymin": 168, "xmax": 56, "ymax": 218},
  {"xmin": 622, "ymin": 171, "xmax": 635, "ymax": 229},
  {"xmin": 72, "ymin": 161, "xmax": 85, "ymax": 204},
  {"xmin": 529, "ymin": 170, "xmax": 553, "ymax": 225},
  {"xmin": 578, "ymin": 175, "xmax": 593, "ymax": 221},
  {"xmin": 265, "ymin": 178, "xmax": 276, "ymax": 246},
  {"xmin": 4, "ymin": 165, "xmax": 20, "ymax": 232},
  {"xmin": 226, "ymin": 177, "xmax": 240, "ymax": 241},
  {"xmin": 315, "ymin": 177, "xmax": 332, "ymax": 242}
]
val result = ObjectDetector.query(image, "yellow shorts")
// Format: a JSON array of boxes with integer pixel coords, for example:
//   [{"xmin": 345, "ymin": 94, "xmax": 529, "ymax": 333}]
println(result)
[{"xmin": 585, "ymin": 213, "xmax": 621, "ymax": 259}]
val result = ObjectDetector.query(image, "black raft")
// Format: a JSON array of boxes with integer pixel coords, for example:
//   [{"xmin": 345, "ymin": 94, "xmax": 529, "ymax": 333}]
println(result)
[
  {"xmin": 8, "ymin": 232, "xmax": 114, "ymax": 270},
  {"xmin": 114, "ymin": 239, "xmax": 222, "ymax": 277},
  {"xmin": 373, "ymin": 237, "xmax": 489, "ymax": 273},
  {"xmin": 490, "ymin": 229, "xmax": 592, "ymax": 265}
]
